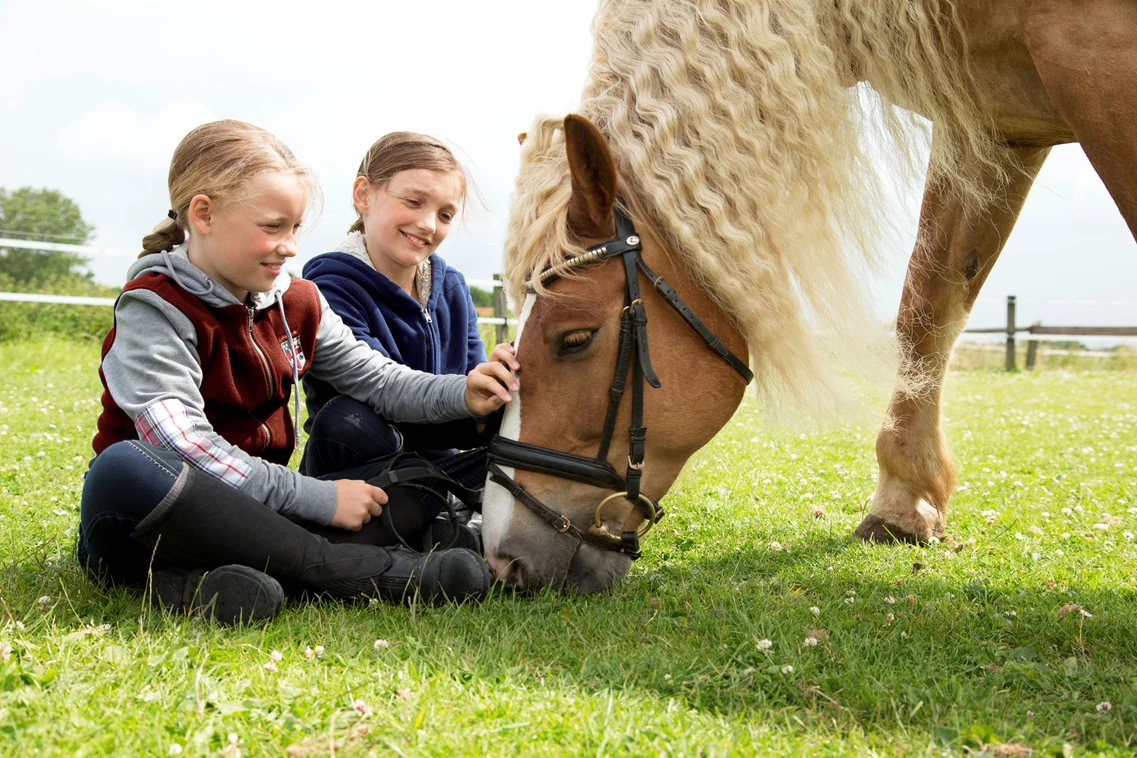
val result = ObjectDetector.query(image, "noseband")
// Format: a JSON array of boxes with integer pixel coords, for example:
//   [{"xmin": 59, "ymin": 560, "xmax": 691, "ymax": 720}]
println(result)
[{"xmin": 487, "ymin": 209, "xmax": 754, "ymax": 559}]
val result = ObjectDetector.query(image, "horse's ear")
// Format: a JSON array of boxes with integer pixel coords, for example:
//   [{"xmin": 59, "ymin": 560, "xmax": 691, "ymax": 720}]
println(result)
[
  {"xmin": 517, "ymin": 132, "xmax": 527, "ymax": 146},
  {"xmin": 564, "ymin": 114, "xmax": 617, "ymax": 239}
]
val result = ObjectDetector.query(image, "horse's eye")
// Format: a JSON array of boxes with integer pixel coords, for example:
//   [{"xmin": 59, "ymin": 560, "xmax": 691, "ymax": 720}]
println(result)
[{"xmin": 558, "ymin": 329, "xmax": 596, "ymax": 356}]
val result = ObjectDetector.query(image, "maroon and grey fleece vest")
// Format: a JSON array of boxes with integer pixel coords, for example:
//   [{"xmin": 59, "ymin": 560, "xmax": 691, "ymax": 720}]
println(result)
[{"xmin": 92, "ymin": 274, "xmax": 322, "ymax": 465}]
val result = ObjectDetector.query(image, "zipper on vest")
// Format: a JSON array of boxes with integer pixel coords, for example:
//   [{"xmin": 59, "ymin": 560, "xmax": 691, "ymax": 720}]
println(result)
[
  {"xmin": 422, "ymin": 307, "xmax": 432, "ymax": 324},
  {"xmin": 247, "ymin": 306, "xmax": 274, "ymax": 449}
]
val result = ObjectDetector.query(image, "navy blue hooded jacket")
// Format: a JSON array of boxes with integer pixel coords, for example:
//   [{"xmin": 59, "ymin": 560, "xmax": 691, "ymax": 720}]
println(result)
[{"xmin": 301, "ymin": 249, "xmax": 487, "ymax": 434}]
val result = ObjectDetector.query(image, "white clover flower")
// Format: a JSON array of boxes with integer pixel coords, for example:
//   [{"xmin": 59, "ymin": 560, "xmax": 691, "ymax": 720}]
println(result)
[
  {"xmin": 981, "ymin": 510, "xmax": 999, "ymax": 518},
  {"xmin": 374, "ymin": 639, "xmax": 390, "ymax": 650},
  {"xmin": 756, "ymin": 639, "xmax": 773, "ymax": 652},
  {"xmin": 1096, "ymin": 701, "xmax": 1112, "ymax": 713},
  {"xmin": 663, "ymin": 673, "xmax": 672, "ymax": 680},
  {"xmin": 1014, "ymin": 533, "xmax": 1025, "ymax": 540},
  {"xmin": 314, "ymin": 645, "xmax": 325, "ymax": 657},
  {"xmin": 168, "ymin": 745, "xmax": 183, "ymax": 755},
  {"xmin": 900, "ymin": 631, "xmax": 908, "ymax": 638},
  {"xmin": 1123, "ymin": 532, "xmax": 1134, "ymax": 541},
  {"xmin": 803, "ymin": 637, "xmax": 818, "ymax": 647},
  {"xmin": 1080, "ymin": 609, "xmax": 1093, "ymax": 618},
  {"xmin": 845, "ymin": 597, "xmax": 855, "ymax": 604},
  {"xmin": 1062, "ymin": 508, "xmax": 1073, "ymax": 515},
  {"xmin": 263, "ymin": 661, "xmax": 278, "ymax": 673},
  {"xmin": 36, "ymin": 596, "xmax": 51, "ymax": 606},
  {"xmin": 269, "ymin": 650, "xmax": 283, "ymax": 662},
  {"xmin": 304, "ymin": 646, "xmax": 315, "ymax": 659},
  {"xmin": 781, "ymin": 665, "xmax": 794, "ymax": 674},
  {"xmin": 809, "ymin": 607, "xmax": 820, "ymax": 616},
  {"xmin": 769, "ymin": 542, "xmax": 782, "ymax": 551},
  {"xmin": 353, "ymin": 699, "xmax": 372, "ymax": 715},
  {"xmin": 884, "ymin": 597, "xmax": 896, "ymax": 605},
  {"xmin": 0, "ymin": 642, "xmax": 10, "ymax": 663},
  {"xmin": 1056, "ymin": 549, "xmax": 1064, "ymax": 556},
  {"xmin": 1041, "ymin": 512, "xmax": 1050, "ymax": 518}
]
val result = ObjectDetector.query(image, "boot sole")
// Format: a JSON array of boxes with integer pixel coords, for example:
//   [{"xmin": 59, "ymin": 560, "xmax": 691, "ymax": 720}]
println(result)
[{"xmin": 193, "ymin": 566, "xmax": 284, "ymax": 626}]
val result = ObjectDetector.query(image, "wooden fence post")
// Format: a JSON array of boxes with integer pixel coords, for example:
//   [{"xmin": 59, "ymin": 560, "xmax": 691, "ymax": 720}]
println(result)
[
  {"xmin": 492, "ymin": 273, "xmax": 508, "ymax": 345},
  {"xmin": 1025, "ymin": 321, "xmax": 1041, "ymax": 370},
  {"xmin": 1005, "ymin": 295, "xmax": 1017, "ymax": 371}
]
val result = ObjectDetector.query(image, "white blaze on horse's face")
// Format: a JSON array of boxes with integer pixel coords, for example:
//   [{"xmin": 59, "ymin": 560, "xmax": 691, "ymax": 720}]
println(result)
[{"xmin": 482, "ymin": 292, "xmax": 533, "ymax": 581}]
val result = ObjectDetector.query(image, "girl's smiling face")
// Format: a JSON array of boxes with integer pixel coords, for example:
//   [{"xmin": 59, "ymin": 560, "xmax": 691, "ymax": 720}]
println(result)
[
  {"xmin": 354, "ymin": 168, "xmax": 462, "ymax": 281},
  {"xmin": 186, "ymin": 171, "xmax": 308, "ymax": 303}
]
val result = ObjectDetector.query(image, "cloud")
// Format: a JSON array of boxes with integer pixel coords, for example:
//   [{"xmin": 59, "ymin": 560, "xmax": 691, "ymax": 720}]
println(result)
[{"xmin": 57, "ymin": 102, "xmax": 216, "ymax": 170}]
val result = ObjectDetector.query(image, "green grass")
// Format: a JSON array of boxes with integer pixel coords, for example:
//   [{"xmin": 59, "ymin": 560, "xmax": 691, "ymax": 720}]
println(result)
[{"xmin": 2, "ymin": 337, "xmax": 1136, "ymax": 756}]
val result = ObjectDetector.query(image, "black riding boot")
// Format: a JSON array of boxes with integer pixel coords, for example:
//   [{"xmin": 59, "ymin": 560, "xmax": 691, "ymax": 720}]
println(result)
[
  {"xmin": 130, "ymin": 465, "xmax": 490, "ymax": 605},
  {"xmin": 151, "ymin": 565, "xmax": 284, "ymax": 626}
]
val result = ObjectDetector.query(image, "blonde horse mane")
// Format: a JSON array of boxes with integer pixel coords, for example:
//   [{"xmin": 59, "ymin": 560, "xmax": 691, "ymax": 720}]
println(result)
[{"xmin": 505, "ymin": 0, "xmax": 1002, "ymax": 416}]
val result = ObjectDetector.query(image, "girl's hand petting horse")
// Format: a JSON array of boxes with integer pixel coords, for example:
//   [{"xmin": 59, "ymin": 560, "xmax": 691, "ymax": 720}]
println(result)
[
  {"xmin": 466, "ymin": 344, "xmax": 520, "ymax": 415},
  {"xmin": 331, "ymin": 479, "xmax": 389, "ymax": 531}
]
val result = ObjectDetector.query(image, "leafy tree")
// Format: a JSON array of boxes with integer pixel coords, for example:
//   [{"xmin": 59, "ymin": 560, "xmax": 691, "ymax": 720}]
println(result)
[
  {"xmin": 0, "ymin": 187, "xmax": 96, "ymax": 288},
  {"xmin": 469, "ymin": 286, "xmax": 493, "ymax": 309}
]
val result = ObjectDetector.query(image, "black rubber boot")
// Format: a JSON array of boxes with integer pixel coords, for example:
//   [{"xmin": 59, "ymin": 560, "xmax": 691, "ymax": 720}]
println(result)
[
  {"xmin": 423, "ymin": 507, "xmax": 483, "ymax": 553},
  {"xmin": 131, "ymin": 464, "xmax": 490, "ymax": 605},
  {"xmin": 150, "ymin": 565, "xmax": 284, "ymax": 626}
]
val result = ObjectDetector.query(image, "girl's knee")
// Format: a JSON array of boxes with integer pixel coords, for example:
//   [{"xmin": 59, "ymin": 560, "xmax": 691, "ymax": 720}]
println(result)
[
  {"xmin": 310, "ymin": 397, "xmax": 402, "ymax": 457},
  {"xmin": 82, "ymin": 441, "xmax": 184, "ymax": 524}
]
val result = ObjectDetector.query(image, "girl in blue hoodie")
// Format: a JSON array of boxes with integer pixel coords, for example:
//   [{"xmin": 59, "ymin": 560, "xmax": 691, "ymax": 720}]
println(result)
[{"xmin": 301, "ymin": 133, "xmax": 514, "ymax": 486}]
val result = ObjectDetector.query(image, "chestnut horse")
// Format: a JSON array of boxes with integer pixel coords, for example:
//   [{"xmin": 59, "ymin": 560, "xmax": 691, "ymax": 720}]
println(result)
[{"xmin": 483, "ymin": 0, "xmax": 1137, "ymax": 592}]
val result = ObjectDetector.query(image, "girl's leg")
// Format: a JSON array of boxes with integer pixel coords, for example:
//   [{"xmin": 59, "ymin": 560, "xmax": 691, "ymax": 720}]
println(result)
[
  {"xmin": 80, "ymin": 441, "xmax": 283, "ymax": 624},
  {"xmin": 300, "ymin": 395, "xmax": 403, "ymax": 477},
  {"xmin": 299, "ymin": 397, "xmax": 432, "ymax": 545},
  {"xmin": 79, "ymin": 440, "xmax": 184, "ymax": 586}
]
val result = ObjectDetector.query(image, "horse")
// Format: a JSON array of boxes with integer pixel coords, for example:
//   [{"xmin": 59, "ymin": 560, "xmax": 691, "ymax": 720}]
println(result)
[{"xmin": 481, "ymin": 0, "xmax": 1137, "ymax": 593}]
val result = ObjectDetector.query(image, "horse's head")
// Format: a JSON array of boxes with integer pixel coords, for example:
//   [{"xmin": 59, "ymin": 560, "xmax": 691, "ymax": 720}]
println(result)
[{"xmin": 482, "ymin": 115, "xmax": 751, "ymax": 594}]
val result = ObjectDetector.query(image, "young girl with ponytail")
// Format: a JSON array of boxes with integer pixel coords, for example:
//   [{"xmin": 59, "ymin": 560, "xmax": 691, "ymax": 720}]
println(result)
[{"xmin": 79, "ymin": 120, "xmax": 517, "ymax": 625}]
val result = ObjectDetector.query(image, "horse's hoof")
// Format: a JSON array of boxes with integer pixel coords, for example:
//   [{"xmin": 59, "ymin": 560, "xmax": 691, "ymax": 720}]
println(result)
[{"xmin": 853, "ymin": 514, "xmax": 928, "ymax": 544}]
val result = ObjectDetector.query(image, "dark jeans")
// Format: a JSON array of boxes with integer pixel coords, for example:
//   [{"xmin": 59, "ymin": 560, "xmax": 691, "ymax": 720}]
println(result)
[{"xmin": 299, "ymin": 395, "xmax": 491, "ymax": 492}]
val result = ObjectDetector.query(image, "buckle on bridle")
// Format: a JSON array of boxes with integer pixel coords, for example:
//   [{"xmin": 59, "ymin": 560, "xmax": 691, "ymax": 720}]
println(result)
[{"xmin": 554, "ymin": 515, "xmax": 572, "ymax": 533}]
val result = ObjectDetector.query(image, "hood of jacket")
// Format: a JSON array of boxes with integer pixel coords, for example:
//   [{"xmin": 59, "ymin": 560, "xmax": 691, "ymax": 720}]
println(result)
[
  {"xmin": 302, "ymin": 233, "xmax": 448, "ymax": 316},
  {"xmin": 127, "ymin": 244, "xmax": 292, "ymax": 310}
]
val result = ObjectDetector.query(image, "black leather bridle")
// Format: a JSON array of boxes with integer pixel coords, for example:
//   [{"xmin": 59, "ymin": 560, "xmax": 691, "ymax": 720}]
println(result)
[{"xmin": 487, "ymin": 209, "xmax": 754, "ymax": 559}]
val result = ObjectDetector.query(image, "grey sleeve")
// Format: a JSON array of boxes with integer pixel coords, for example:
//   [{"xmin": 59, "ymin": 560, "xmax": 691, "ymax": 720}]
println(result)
[
  {"xmin": 102, "ymin": 291, "xmax": 338, "ymax": 525},
  {"xmin": 307, "ymin": 292, "xmax": 472, "ymax": 423}
]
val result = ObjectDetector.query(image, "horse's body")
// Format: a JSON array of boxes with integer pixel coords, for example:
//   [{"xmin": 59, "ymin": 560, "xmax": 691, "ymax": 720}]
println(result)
[{"xmin": 483, "ymin": 0, "xmax": 1137, "ymax": 592}]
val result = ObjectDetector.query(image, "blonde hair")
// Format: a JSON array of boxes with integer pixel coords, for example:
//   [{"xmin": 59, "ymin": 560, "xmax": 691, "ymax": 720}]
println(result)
[
  {"xmin": 505, "ymin": 0, "xmax": 1002, "ymax": 416},
  {"xmin": 142, "ymin": 120, "xmax": 316, "ymax": 256},
  {"xmin": 349, "ymin": 132, "xmax": 470, "ymax": 234}
]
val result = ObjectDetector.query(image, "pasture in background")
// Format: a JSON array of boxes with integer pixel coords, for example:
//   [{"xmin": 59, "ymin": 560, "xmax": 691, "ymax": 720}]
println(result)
[{"xmin": 0, "ymin": 332, "xmax": 1135, "ymax": 755}]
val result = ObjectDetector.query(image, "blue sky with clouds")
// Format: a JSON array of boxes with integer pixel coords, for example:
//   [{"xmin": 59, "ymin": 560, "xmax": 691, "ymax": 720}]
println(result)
[{"xmin": 1, "ymin": 0, "xmax": 1133, "ymax": 332}]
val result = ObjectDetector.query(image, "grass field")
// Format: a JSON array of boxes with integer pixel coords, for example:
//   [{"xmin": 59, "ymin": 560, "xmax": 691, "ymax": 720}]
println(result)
[{"xmin": 1, "ymin": 336, "xmax": 1136, "ymax": 756}]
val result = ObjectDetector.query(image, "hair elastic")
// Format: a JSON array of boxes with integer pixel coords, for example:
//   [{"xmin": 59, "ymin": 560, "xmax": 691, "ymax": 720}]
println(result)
[{"xmin": 167, "ymin": 209, "xmax": 177, "ymax": 220}]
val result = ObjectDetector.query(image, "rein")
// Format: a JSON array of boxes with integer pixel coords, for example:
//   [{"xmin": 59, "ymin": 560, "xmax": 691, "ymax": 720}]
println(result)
[{"xmin": 488, "ymin": 209, "xmax": 753, "ymax": 559}]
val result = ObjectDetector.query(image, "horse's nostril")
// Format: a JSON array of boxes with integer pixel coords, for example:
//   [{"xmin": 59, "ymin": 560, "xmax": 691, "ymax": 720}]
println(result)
[{"xmin": 491, "ymin": 552, "xmax": 528, "ymax": 590}]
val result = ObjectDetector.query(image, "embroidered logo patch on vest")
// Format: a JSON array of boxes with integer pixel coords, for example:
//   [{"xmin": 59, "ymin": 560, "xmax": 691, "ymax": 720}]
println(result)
[{"xmin": 280, "ymin": 334, "xmax": 307, "ymax": 372}]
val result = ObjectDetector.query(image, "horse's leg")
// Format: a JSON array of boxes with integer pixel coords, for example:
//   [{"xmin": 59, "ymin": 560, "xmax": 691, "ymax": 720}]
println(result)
[
  {"xmin": 854, "ymin": 141, "xmax": 1050, "ymax": 543},
  {"xmin": 1022, "ymin": 1, "xmax": 1137, "ymax": 236}
]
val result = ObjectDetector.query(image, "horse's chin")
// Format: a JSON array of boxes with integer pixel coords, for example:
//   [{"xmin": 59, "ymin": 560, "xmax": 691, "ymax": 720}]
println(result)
[
  {"xmin": 489, "ymin": 538, "xmax": 632, "ymax": 594},
  {"xmin": 564, "ymin": 544, "xmax": 632, "ymax": 595}
]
